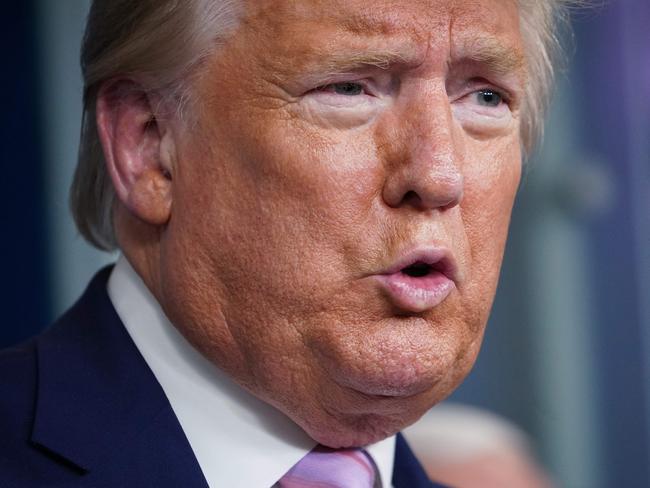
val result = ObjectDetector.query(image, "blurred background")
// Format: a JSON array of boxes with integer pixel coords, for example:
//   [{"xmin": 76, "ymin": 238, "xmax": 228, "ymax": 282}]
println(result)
[{"xmin": 1, "ymin": 2, "xmax": 648, "ymax": 487}]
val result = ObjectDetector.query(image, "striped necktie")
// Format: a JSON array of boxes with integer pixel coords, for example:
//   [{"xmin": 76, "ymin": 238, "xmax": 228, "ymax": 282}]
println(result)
[{"xmin": 274, "ymin": 445, "xmax": 382, "ymax": 488}]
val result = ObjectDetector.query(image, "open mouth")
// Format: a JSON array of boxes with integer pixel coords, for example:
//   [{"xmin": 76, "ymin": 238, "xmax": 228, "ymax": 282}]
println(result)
[
  {"xmin": 375, "ymin": 248, "xmax": 457, "ymax": 312},
  {"xmin": 401, "ymin": 262, "xmax": 436, "ymax": 278}
]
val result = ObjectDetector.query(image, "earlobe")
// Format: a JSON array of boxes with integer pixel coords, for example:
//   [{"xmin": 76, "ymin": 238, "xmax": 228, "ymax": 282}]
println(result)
[
  {"xmin": 127, "ymin": 169, "xmax": 173, "ymax": 226},
  {"xmin": 96, "ymin": 79, "xmax": 174, "ymax": 226}
]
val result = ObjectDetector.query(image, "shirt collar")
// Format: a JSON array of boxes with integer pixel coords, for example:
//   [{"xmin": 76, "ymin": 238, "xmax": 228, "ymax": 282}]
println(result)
[{"xmin": 107, "ymin": 256, "xmax": 395, "ymax": 487}]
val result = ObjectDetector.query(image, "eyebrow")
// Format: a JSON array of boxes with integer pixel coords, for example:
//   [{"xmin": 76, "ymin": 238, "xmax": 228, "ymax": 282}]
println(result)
[
  {"xmin": 316, "ymin": 49, "xmax": 417, "ymax": 74},
  {"xmin": 454, "ymin": 36, "xmax": 527, "ymax": 78},
  {"xmin": 299, "ymin": 42, "xmax": 526, "ymax": 90},
  {"xmin": 337, "ymin": 11, "xmax": 527, "ymax": 78},
  {"xmin": 294, "ymin": 45, "xmax": 422, "ymax": 88},
  {"xmin": 290, "ymin": 20, "xmax": 527, "ymax": 88}
]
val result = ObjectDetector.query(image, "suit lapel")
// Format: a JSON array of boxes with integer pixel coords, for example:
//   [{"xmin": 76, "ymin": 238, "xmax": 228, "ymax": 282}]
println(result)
[
  {"xmin": 30, "ymin": 267, "xmax": 208, "ymax": 487},
  {"xmin": 393, "ymin": 432, "xmax": 449, "ymax": 488}
]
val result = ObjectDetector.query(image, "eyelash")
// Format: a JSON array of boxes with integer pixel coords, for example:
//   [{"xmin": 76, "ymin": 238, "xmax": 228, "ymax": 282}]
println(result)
[{"xmin": 315, "ymin": 82, "xmax": 370, "ymax": 97}]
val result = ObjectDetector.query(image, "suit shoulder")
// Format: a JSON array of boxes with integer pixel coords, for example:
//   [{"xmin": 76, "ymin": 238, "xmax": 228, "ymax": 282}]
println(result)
[
  {"xmin": 0, "ymin": 339, "xmax": 40, "ymax": 475},
  {"xmin": 0, "ymin": 338, "xmax": 38, "ymax": 418},
  {"xmin": 0, "ymin": 338, "xmax": 38, "ymax": 433}
]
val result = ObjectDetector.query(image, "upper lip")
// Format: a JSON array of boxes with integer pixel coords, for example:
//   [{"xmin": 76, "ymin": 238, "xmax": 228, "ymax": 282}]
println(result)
[{"xmin": 379, "ymin": 246, "xmax": 459, "ymax": 283}]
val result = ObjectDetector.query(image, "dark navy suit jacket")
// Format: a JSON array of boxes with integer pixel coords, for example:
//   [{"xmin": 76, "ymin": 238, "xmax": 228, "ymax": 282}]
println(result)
[{"xmin": 0, "ymin": 268, "xmax": 447, "ymax": 487}]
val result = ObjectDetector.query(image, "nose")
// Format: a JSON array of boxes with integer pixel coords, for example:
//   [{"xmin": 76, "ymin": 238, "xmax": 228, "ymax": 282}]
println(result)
[{"xmin": 381, "ymin": 98, "xmax": 464, "ymax": 212}]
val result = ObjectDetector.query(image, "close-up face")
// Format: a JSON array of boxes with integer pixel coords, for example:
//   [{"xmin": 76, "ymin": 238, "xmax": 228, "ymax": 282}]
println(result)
[{"xmin": 158, "ymin": 0, "xmax": 525, "ymax": 447}]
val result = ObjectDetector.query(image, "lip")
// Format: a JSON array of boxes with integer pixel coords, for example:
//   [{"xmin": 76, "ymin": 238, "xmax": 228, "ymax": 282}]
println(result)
[{"xmin": 374, "ymin": 247, "xmax": 458, "ymax": 313}]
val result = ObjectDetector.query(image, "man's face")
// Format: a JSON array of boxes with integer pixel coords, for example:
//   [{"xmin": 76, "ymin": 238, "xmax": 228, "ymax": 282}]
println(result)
[{"xmin": 159, "ymin": 0, "xmax": 525, "ymax": 447}]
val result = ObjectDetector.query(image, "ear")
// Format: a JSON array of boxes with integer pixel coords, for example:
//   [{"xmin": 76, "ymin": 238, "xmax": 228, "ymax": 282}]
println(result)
[{"xmin": 96, "ymin": 79, "xmax": 175, "ymax": 226}]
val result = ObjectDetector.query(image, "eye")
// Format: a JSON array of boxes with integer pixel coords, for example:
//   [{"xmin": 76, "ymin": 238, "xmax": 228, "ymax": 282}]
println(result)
[
  {"xmin": 318, "ymin": 82, "xmax": 365, "ymax": 96},
  {"xmin": 476, "ymin": 89, "xmax": 504, "ymax": 107},
  {"xmin": 451, "ymin": 85, "xmax": 513, "ymax": 132}
]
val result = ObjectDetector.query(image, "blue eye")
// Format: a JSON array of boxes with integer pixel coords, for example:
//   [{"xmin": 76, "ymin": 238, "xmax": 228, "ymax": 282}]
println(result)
[
  {"xmin": 327, "ymin": 82, "xmax": 364, "ymax": 96},
  {"xmin": 476, "ymin": 90, "xmax": 503, "ymax": 107}
]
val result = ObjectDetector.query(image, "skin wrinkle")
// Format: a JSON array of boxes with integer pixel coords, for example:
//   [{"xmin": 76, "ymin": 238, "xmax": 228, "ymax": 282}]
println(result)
[
  {"xmin": 107, "ymin": 0, "xmax": 526, "ymax": 448},
  {"xmin": 72, "ymin": 1, "xmax": 570, "ymax": 253},
  {"xmin": 462, "ymin": 38, "xmax": 527, "ymax": 79}
]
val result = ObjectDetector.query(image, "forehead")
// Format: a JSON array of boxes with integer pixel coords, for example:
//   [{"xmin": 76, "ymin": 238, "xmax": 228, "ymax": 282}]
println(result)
[{"xmin": 239, "ymin": 0, "xmax": 524, "ymax": 65}]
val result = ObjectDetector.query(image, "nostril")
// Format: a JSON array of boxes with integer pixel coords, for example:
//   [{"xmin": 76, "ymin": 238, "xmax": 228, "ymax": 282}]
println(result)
[
  {"xmin": 402, "ymin": 262, "xmax": 431, "ymax": 278},
  {"xmin": 402, "ymin": 190, "xmax": 420, "ymax": 206}
]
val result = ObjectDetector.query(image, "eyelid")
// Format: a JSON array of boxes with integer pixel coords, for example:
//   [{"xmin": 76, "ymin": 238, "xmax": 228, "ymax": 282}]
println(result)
[
  {"xmin": 460, "ymin": 77, "xmax": 519, "ymax": 106},
  {"xmin": 307, "ymin": 69, "xmax": 396, "ymax": 97},
  {"xmin": 471, "ymin": 85, "xmax": 509, "ymax": 104},
  {"xmin": 313, "ymin": 79, "xmax": 375, "ymax": 97}
]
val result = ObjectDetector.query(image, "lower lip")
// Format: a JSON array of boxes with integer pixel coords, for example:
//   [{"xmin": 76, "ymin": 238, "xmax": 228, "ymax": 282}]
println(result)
[{"xmin": 374, "ymin": 271, "xmax": 455, "ymax": 313}]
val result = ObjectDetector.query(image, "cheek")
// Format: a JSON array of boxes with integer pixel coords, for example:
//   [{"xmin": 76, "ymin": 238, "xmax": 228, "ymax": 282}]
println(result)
[
  {"xmin": 462, "ymin": 140, "xmax": 521, "ymax": 294},
  {"xmin": 250, "ymin": 124, "xmax": 380, "ymax": 217},
  {"xmin": 169, "ymin": 110, "xmax": 384, "ymax": 329},
  {"xmin": 212, "ymin": 116, "xmax": 382, "ymax": 270}
]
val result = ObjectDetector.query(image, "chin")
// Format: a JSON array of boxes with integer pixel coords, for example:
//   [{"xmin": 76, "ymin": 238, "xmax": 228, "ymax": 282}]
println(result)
[
  {"xmin": 337, "ymin": 358, "xmax": 447, "ymax": 399},
  {"xmin": 295, "ymin": 373, "xmax": 460, "ymax": 449},
  {"xmin": 304, "ymin": 351, "xmax": 480, "ymax": 447},
  {"xmin": 300, "ymin": 411, "xmax": 415, "ymax": 449},
  {"xmin": 317, "ymin": 334, "xmax": 463, "ymax": 401}
]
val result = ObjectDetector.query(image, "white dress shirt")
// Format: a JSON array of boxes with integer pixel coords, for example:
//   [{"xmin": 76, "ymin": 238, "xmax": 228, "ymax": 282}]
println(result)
[{"xmin": 107, "ymin": 256, "xmax": 395, "ymax": 488}]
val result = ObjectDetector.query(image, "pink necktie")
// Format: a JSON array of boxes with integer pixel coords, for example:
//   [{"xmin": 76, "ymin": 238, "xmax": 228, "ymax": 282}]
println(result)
[{"xmin": 275, "ymin": 445, "xmax": 381, "ymax": 488}]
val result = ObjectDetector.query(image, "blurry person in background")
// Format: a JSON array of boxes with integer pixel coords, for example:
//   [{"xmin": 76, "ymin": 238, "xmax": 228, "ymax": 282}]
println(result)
[
  {"xmin": 404, "ymin": 403, "xmax": 555, "ymax": 488},
  {"xmin": 0, "ymin": 0, "xmax": 579, "ymax": 486}
]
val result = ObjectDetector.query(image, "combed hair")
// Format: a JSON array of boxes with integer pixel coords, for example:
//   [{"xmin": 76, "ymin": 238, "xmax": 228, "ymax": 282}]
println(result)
[
  {"xmin": 518, "ymin": 0, "xmax": 577, "ymax": 155},
  {"xmin": 71, "ymin": 0, "xmax": 241, "ymax": 250},
  {"xmin": 71, "ymin": 0, "xmax": 579, "ymax": 251}
]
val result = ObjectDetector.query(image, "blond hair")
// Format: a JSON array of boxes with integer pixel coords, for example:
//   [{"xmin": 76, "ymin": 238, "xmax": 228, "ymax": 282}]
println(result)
[{"xmin": 71, "ymin": 0, "xmax": 578, "ymax": 251}]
